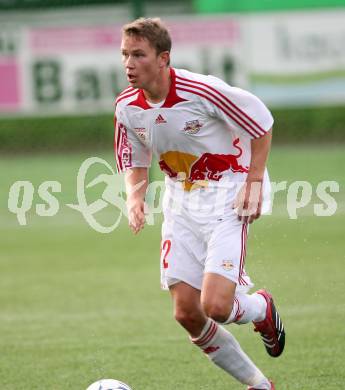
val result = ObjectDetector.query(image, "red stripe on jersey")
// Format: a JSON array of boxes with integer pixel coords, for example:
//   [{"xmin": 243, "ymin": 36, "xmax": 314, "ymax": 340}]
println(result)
[
  {"xmin": 116, "ymin": 89, "xmax": 139, "ymax": 104},
  {"xmin": 176, "ymin": 86, "xmax": 258, "ymax": 139},
  {"xmin": 176, "ymin": 80, "xmax": 263, "ymax": 138},
  {"xmin": 176, "ymin": 75, "xmax": 266, "ymax": 137},
  {"xmin": 115, "ymin": 121, "xmax": 124, "ymax": 172},
  {"xmin": 116, "ymin": 122, "xmax": 132, "ymax": 171},
  {"xmin": 113, "ymin": 86, "xmax": 135, "ymax": 106},
  {"xmin": 113, "ymin": 114, "xmax": 121, "ymax": 172},
  {"xmin": 176, "ymin": 81, "xmax": 262, "ymax": 138},
  {"xmin": 119, "ymin": 86, "xmax": 135, "ymax": 96}
]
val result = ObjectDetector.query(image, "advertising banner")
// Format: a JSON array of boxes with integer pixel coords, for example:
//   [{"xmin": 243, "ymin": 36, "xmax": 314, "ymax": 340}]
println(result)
[
  {"xmin": 0, "ymin": 17, "xmax": 243, "ymax": 116},
  {"xmin": 1, "ymin": 10, "xmax": 345, "ymax": 115},
  {"xmin": 245, "ymin": 10, "xmax": 345, "ymax": 106}
]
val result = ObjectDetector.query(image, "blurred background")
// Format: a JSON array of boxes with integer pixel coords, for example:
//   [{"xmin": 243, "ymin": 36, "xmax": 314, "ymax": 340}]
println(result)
[
  {"xmin": 1, "ymin": 0, "xmax": 345, "ymax": 150},
  {"xmin": 1, "ymin": 1, "xmax": 344, "ymax": 389}
]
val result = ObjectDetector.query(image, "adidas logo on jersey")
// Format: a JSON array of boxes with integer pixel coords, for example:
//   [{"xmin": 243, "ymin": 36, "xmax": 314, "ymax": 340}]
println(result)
[{"xmin": 155, "ymin": 114, "xmax": 167, "ymax": 124}]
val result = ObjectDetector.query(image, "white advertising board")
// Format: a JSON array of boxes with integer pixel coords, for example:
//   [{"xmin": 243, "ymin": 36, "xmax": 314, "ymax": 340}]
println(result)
[
  {"xmin": 244, "ymin": 9, "xmax": 345, "ymax": 106},
  {"xmin": 1, "ymin": 9, "xmax": 345, "ymax": 115},
  {"xmin": 0, "ymin": 17, "xmax": 244, "ymax": 116}
]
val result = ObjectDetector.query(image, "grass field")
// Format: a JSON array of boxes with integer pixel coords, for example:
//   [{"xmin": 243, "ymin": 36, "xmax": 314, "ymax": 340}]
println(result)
[{"xmin": 1, "ymin": 146, "xmax": 344, "ymax": 389}]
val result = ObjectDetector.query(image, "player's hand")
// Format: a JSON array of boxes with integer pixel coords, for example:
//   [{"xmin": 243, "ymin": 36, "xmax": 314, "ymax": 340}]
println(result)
[
  {"xmin": 232, "ymin": 180, "xmax": 263, "ymax": 224},
  {"xmin": 127, "ymin": 199, "xmax": 146, "ymax": 234}
]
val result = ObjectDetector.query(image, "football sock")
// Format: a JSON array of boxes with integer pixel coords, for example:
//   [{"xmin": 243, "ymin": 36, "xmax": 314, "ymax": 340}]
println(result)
[
  {"xmin": 223, "ymin": 292, "xmax": 267, "ymax": 325},
  {"xmin": 191, "ymin": 318, "xmax": 271, "ymax": 388}
]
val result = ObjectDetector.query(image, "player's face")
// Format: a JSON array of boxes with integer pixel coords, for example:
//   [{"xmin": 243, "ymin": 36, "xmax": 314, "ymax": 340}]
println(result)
[{"xmin": 121, "ymin": 34, "xmax": 163, "ymax": 90}]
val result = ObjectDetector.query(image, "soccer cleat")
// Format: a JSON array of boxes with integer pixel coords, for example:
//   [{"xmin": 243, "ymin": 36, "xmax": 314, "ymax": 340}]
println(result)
[
  {"xmin": 248, "ymin": 380, "xmax": 275, "ymax": 389},
  {"xmin": 253, "ymin": 289, "xmax": 285, "ymax": 358}
]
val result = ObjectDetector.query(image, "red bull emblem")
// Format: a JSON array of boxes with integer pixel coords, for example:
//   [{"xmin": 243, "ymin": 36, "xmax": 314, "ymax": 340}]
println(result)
[
  {"xmin": 222, "ymin": 260, "xmax": 234, "ymax": 271},
  {"xmin": 159, "ymin": 138, "xmax": 248, "ymax": 191},
  {"xmin": 183, "ymin": 119, "xmax": 203, "ymax": 135},
  {"xmin": 134, "ymin": 127, "xmax": 147, "ymax": 142}
]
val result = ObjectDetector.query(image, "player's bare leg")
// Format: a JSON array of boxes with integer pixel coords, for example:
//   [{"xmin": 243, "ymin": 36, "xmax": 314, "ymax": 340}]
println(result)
[
  {"xmin": 202, "ymin": 273, "xmax": 268, "ymax": 325},
  {"xmin": 170, "ymin": 281, "xmax": 206, "ymax": 338},
  {"xmin": 170, "ymin": 280, "xmax": 272, "ymax": 389},
  {"xmin": 201, "ymin": 272, "xmax": 237, "ymax": 322},
  {"xmin": 202, "ymin": 274, "xmax": 285, "ymax": 358}
]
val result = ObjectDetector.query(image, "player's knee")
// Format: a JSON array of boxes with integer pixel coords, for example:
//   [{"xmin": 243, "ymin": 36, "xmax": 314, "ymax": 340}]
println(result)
[
  {"xmin": 202, "ymin": 301, "xmax": 231, "ymax": 323},
  {"xmin": 174, "ymin": 308, "xmax": 201, "ymax": 330}
]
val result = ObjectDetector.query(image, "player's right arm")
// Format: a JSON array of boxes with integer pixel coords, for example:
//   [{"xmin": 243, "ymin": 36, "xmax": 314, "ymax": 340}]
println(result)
[
  {"xmin": 125, "ymin": 167, "xmax": 148, "ymax": 234},
  {"xmin": 114, "ymin": 101, "xmax": 152, "ymax": 234}
]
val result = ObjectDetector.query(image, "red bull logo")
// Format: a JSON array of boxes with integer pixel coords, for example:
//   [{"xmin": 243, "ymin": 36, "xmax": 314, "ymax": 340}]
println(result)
[{"xmin": 159, "ymin": 138, "xmax": 248, "ymax": 191}]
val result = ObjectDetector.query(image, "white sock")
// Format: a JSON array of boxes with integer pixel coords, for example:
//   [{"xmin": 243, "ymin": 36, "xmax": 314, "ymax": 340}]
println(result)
[
  {"xmin": 191, "ymin": 318, "xmax": 271, "ymax": 388},
  {"xmin": 250, "ymin": 379, "xmax": 273, "ymax": 389},
  {"xmin": 223, "ymin": 293, "xmax": 267, "ymax": 325}
]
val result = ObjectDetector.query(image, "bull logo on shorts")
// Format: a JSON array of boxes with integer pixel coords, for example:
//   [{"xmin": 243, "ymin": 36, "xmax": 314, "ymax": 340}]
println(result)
[
  {"xmin": 222, "ymin": 260, "xmax": 234, "ymax": 271},
  {"xmin": 158, "ymin": 138, "xmax": 248, "ymax": 191}
]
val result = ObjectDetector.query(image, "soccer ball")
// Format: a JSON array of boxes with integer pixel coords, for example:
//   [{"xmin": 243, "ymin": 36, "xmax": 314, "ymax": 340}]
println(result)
[{"xmin": 86, "ymin": 378, "xmax": 132, "ymax": 390}]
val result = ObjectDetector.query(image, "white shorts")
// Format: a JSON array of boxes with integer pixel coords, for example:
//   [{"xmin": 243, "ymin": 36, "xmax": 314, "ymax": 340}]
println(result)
[{"xmin": 160, "ymin": 208, "xmax": 254, "ymax": 293}]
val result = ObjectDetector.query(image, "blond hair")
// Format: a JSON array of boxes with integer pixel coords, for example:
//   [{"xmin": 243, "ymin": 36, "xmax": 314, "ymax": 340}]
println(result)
[{"xmin": 122, "ymin": 17, "xmax": 172, "ymax": 65}]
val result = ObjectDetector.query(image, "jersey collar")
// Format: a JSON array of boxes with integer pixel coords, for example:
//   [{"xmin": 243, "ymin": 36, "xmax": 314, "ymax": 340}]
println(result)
[{"xmin": 128, "ymin": 67, "xmax": 187, "ymax": 110}]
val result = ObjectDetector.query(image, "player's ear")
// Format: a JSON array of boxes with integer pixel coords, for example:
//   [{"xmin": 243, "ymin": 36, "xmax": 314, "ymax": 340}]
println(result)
[{"xmin": 159, "ymin": 51, "xmax": 170, "ymax": 68}]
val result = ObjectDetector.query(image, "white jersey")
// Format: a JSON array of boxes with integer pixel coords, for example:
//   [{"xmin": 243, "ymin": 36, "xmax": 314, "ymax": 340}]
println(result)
[{"xmin": 115, "ymin": 68, "xmax": 273, "ymax": 218}]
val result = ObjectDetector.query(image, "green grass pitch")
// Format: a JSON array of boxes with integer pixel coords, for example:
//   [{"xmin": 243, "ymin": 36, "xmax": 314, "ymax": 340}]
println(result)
[{"xmin": 0, "ymin": 146, "xmax": 344, "ymax": 389}]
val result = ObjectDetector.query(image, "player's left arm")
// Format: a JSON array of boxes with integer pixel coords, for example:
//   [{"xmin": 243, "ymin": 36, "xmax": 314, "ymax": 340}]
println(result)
[
  {"xmin": 234, "ymin": 129, "xmax": 272, "ymax": 224},
  {"xmin": 203, "ymin": 76, "xmax": 273, "ymax": 222}
]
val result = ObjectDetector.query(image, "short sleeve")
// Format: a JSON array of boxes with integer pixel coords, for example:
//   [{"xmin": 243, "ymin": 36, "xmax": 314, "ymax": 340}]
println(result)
[
  {"xmin": 206, "ymin": 76, "xmax": 273, "ymax": 139},
  {"xmin": 114, "ymin": 110, "xmax": 152, "ymax": 173}
]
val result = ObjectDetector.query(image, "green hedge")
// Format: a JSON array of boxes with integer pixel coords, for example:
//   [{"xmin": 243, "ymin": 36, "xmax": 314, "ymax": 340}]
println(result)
[
  {"xmin": 0, "ymin": 105, "xmax": 344, "ymax": 153},
  {"xmin": 272, "ymin": 105, "xmax": 345, "ymax": 143},
  {"xmin": 0, "ymin": 115, "xmax": 114, "ymax": 153}
]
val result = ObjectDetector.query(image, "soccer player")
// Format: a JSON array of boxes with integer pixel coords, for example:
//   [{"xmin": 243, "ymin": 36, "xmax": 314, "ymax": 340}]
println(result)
[{"xmin": 115, "ymin": 18, "xmax": 285, "ymax": 389}]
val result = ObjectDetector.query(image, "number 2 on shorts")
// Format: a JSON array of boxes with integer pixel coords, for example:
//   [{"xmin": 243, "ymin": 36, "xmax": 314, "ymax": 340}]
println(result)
[{"xmin": 161, "ymin": 239, "xmax": 171, "ymax": 269}]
